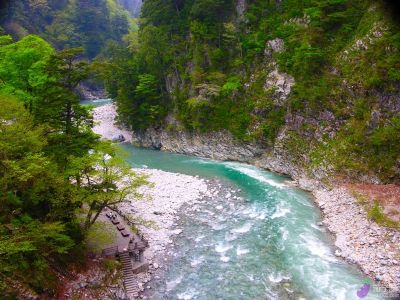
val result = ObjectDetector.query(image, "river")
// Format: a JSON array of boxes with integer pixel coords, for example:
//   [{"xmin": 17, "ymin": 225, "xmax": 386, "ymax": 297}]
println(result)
[
  {"xmin": 82, "ymin": 99, "xmax": 382, "ymax": 299},
  {"xmin": 117, "ymin": 144, "xmax": 383, "ymax": 300}
]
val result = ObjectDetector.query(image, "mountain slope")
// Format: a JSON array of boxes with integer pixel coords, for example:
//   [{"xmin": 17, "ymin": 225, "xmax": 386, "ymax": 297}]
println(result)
[
  {"xmin": 104, "ymin": 0, "xmax": 400, "ymax": 184},
  {"xmin": 0, "ymin": 0, "xmax": 132, "ymax": 58}
]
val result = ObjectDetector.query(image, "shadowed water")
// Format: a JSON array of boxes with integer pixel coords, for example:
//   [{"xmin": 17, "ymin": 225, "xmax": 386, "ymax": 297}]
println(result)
[{"xmin": 118, "ymin": 144, "xmax": 384, "ymax": 300}]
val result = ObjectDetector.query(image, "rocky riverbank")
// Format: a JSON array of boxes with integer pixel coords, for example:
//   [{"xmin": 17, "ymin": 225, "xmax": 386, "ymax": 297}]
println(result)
[
  {"xmin": 314, "ymin": 188, "xmax": 400, "ymax": 293},
  {"xmin": 92, "ymin": 103, "xmax": 211, "ymax": 298},
  {"xmin": 120, "ymin": 168, "xmax": 209, "ymax": 296},
  {"xmin": 93, "ymin": 103, "xmax": 133, "ymax": 143},
  {"xmin": 93, "ymin": 103, "xmax": 400, "ymax": 295}
]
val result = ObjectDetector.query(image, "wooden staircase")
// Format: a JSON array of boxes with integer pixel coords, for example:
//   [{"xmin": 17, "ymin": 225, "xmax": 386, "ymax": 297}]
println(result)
[{"xmin": 119, "ymin": 251, "xmax": 139, "ymax": 299}]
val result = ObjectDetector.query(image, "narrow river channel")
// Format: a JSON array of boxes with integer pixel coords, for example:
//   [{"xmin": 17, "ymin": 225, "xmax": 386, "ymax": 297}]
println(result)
[{"xmin": 117, "ymin": 144, "xmax": 383, "ymax": 300}]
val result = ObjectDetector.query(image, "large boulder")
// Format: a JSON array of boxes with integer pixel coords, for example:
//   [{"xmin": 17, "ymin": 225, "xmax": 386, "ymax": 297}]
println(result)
[{"xmin": 111, "ymin": 134, "xmax": 125, "ymax": 143}]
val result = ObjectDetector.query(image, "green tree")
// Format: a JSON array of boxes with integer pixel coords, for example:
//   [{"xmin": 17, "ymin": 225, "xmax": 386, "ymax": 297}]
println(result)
[
  {"xmin": 67, "ymin": 143, "xmax": 148, "ymax": 231},
  {"xmin": 33, "ymin": 48, "xmax": 99, "ymax": 169},
  {"xmin": 0, "ymin": 94, "xmax": 77, "ymax": 295},
  {"xmin": 0, "ymin": 35, "xmax": 54, "ymax": 110}
]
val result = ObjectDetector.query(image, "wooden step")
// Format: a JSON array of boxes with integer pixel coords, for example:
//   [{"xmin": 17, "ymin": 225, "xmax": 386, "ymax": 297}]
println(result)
[{"xmin": 118, "ymin": 251, "xmax": 139, "ymax": 298}]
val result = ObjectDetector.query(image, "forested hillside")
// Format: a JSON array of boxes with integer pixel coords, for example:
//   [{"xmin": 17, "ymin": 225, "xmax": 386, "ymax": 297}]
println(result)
[
  {"xmin": 102, "ymin": 0, "xmax": 400, "ymax": 183},
  {"xmin": 1, "ymin": 0, "xmax": 400, "ymax": 297},
  {"xmin": 0, "ymin": 33, "xmax": 145, "ymax": 299},
  {"xmin": 0, "ymin": 0, "xmax": 133, "ymax": 58}
]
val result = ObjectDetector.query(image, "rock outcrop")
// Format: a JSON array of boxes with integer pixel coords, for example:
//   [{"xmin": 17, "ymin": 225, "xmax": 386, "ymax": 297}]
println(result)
[{"xmin": 133, "ymin": 127, "xmax": 265, "ymax": 163}]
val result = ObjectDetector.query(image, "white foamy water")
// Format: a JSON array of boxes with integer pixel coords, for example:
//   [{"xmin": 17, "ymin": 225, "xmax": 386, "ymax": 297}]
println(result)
[
  {"xmin": 210, "ymin": 222, "xmax": 226, "ymax": 230},
  {"xmin": 194, "ymin": 235, "xmax": 205, "ymax": 242},
  {"xmin": 280, "ymin": 227, "xmax": 289, "ymax": 241},
  {"xmin": 225, "ymin": 162, "xmax": 287, "ymax": 188},
  {"xmin": 166, "ymin": 275, "xmax": 183, "ymax": 292},
  {"xmin": 236, "ymin": 246, "xmax": 250, "ymax": 256},
  {"xmin": 215, "ymin": 243, "xmax": 233, "ymax": 253},
  {"xmin": 231, "ymin": 222, "xmax": 253, "ymax": 233},
  {"xmin": 299, "ymin": 233, "xmax": 337, "ymax": 263},
  {"xmin": 190, "ymin": 256, "xmax": 204, "ymax": 267},
  {"xmin": 220, "ymin": 255, "xmax": 230, "ymax": 262},
  {"xmin": 225, "ymin": 232, "xmax": 238, "ymax": 241},
  {"xmin": 268, "ymin": 273, "xmax": 291, "ymax": 283},
  {"xmin": 271, "ymin": 206, "xmax": 291, "ymax": 219},
  {"xmin": 177, "ymin": 288, "xmax": 198, "ymax": 300}
]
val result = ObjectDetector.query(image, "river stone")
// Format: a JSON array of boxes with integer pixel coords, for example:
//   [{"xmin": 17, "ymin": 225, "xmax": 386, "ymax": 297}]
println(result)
[{"xmin": 111, "ymin": 134, "xmax": 125, "ymax": 142}]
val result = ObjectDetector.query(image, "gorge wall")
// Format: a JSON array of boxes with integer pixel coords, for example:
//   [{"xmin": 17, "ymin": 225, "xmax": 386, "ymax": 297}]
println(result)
[{"xmin": 107, "ymin": 0, "xmax": 400, "ymax": 186}]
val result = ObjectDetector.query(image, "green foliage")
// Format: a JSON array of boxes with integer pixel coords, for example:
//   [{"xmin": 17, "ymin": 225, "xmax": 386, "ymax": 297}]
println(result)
[
  {"xmin": 0, "ymin": 95, "xmax": 78, "ymax": 295},
  {"xmin": 311, "ymin": 115, "xmax": 400, "ymax": 181},
  {"xmin": 221, "ymin": 76, "xmax": 241, "ymax": 96},
  {"xmin": 260, "ymin": 109, "xmax": 286, "ymax": 142},
  {"xmin": 368, "ymin": 201, "xmax": 400, "ymax": 229},
  {"xmin": 1, "ymin": 0, "xmax": 131, "ymax": 58},
  {"xmin": 1, "ymin": 39, "xmax": 98, "ymax": 169},
  {"xmin": 0, "ymin": 35, "xmax": 54, "ymax": 102},
  {"xmin": 32, "ymin": 47, "xmax": 99, "ymax": 169},
  {"xmin": 67, "ymin": 142, "xmax": 148, "ymax": 231},
  {"xmin": 0, "ymin": 32, "xmax": 144, "ymax": 296},
  {"xmin": 101, "ymin": 0, "xmax": 400, "ymax": 181}
]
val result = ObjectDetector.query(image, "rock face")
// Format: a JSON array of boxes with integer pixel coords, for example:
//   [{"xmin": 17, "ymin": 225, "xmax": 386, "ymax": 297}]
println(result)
[
  {"xmin": 94, "ymin": 103, "xmax": 400, "ymax": 294},
  {"xmin": 264, "ymin": 68, "xmax": 295, "ymax": 106},
  {"xmin": 133, "ymin": 127, "xmax": 265, "ymax": 163},
  {"xmin": 263, "ymin": 38, "xmax": 294, "ymax": 106},
  {"xmin": 111, "ymin": 134, "xmax": 126, "ymax": 143},
  {"xmin": 236, "ymin": 0, "xmax": 247, "ymax": 19},
  {"xmin": 117, "ymin": 0, "xmax": 142, "ymax": 17},
  {"xmin": 132, "ymin": 126, "xmax": 321, "ymax": 190},
  {"xmin": 131, "ymin": 126, "xmax": 400, "ymax": 294}
]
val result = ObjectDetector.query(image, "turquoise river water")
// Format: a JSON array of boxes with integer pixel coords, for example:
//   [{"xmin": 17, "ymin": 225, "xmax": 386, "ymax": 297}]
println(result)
[
  {"xmin": 117, "ymin": 144, "xmax": 385, "ymax": 300},
  {"xmin": 82, "ymin": 99, "xmax": 384, "ymax": 299}
]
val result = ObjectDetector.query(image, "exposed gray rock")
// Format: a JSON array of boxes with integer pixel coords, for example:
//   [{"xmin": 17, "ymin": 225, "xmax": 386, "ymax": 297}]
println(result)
[
  {"xmin": 264, "ymin": 38, "xmax": 285, "ymax": 57},
  {"xmin": 263, "ymin": 38, "xmax": 294, "ymax": 106},
  {"xmin": 133, "ymin": 128, "xmax": 265, "ymax": 163},
  {"xmin": 264, "ymin": 68, "xmax": 295, "ymax": 106},
  {"xmin": 112, "ymin": 134, "xmax": 126, "ymax": 143},
  {"xmin": 236, "ymin": 0, "xmax": 247, "ymax": 19}
]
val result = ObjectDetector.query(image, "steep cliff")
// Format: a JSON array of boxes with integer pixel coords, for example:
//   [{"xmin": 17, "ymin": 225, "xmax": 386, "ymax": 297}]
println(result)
[{"xmin": 105, "ymin": 0, "xmax": 400, "ymax": 185}]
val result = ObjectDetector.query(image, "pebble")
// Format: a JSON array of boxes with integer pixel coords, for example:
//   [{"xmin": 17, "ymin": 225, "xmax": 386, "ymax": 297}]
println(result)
[
  {"xmin": 314, "ymin": 187, "xmax": 400, "ymax": 293},
  {"xmin": 94, "ymin": 104, "xmax": 400, "ymax": 295}
]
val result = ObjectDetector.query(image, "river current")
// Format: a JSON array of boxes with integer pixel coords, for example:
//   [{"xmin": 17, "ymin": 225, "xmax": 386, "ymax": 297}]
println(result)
[
  {"xmin": 83, "ymin": 99, "xmax": 382, "ymax": 299},
  {"xmin": 118, "ymin": 145, "xmax": 383, "ymax": 300}
]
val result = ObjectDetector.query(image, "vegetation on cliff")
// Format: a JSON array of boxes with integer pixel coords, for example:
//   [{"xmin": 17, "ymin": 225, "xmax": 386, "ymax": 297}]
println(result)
[
  {"xmin": 0, "ymin": 0, "xmax": 399, "ymax": 296},
  {"xmin": 0, "ymin": 0, "xmax": 132, "ymax": 58},
  {"xmin": 100, "ymin": 0, "xmax": 400, "ymax": 183}
]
